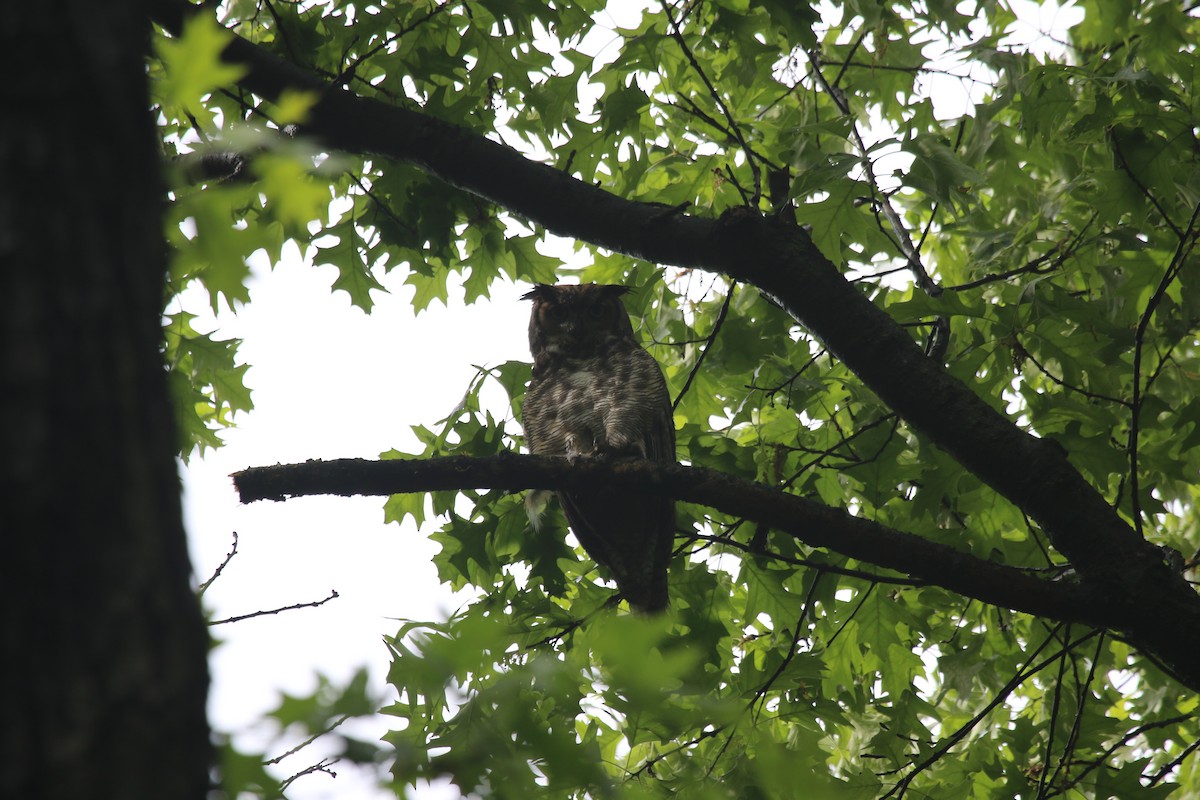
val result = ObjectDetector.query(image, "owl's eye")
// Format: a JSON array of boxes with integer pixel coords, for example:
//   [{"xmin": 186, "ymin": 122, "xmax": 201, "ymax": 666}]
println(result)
[{"xmin": 587, "ymin": 304, "xmax": 607, "ymax": 319}]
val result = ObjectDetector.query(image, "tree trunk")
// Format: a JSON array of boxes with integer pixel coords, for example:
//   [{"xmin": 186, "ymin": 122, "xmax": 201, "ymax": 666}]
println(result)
[{"xmin": 1, "ymin": 1, "xmax": 211, "ymax": 798}]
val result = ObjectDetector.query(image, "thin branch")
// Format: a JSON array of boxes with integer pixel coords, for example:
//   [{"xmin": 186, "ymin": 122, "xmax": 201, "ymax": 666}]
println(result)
[
  {"xmin": 673, "ymin": 282, "xmax": 736, "ymax": 411},
  {"xmin": 1147, "ymin": 735, "xmax": 1200, "ymax": 786},
  {"xmin": 698, "ymin": 571, "xmax": 829, "ymax": 780},
  {"xmin": 747, "ymin": 348, "xmax": 826, "ymax": 402},
  {"xmin": 782, "ymin": 414, "xmax": 901, "ymax": 487},
  {"xmin": 331, "ymin": 0, "xmax": 450, "ymax": 89},
  {"xmin": 1143, "ymin": 346, "xmax": 1178, "ymax": 401},
  {"xmin": 658, "ymin": 0, "xmax": 762, "ymax": 203},
  {"xmin": 521, "ymin": 615, "xmax": 589, "ymax": 652},
  {"xmin": 209, "ymin": 589, "xmax": 340, "ymax": 625},
  {"xmin": 348, "ymin": 170, "xmax": 417, "ymax": 236},
  {"xmin": 1111, "ymin": 134, "xmax": 1183, "ymax": 238},
  {"xmin": 627, "ymin": 726, "xmax": 726, "ymax": 778},
  {"xmin": 822, "ymin": 59, "xmax": 997, "ymax": 86},
  {"xmin": 721, "ymin": 163, "xmax": 751, "ymax": 205},
  {"xmin": 912, "ymin": 119, "xmax": 965, "ymax": 263},
  {"xmin": 1128, "ymin": 201, "xmax": 1200, "ymax": 534},
  {"xmin": 748, "ymin": 571, "xmax": 825, "ymax": 719},
  {"xmin": 1016, "ymin": 336, "xmax": 1131, "ymax": 408},
  {"xmin": 945, "ymin": 214, "xmax": 1097, "ymax": 292},
  {"xmin": 1046, "ymin": 713, "xmax": 1194, "ymax": 798},
  {"xmin": 669, "ymin": 96, "xmax": 779, "ymax": 169},
  {"xmin": 259, "ymin": 0, "xmax": 299, "ymax": 64},
  {"xmin": 280, "ymin": 757, "xmax": 339, "ymax": 792},
  {"xmin": 688, "ymin": 532, "xmax": 925, "ymax": 586},
  {"xmin": 182, "ymin": 108, "xmax": 210, "ymax": 144},
  {"xmin": 1048, "ymin": 632, "xmax": 1106, "ymax": 792},
  {"xmin": 198, "ymin": 531, "xmax": 239, "ymax": 595},
  {"xmin": 850, "ymin": 263, "xmax": 911, "ymax": 283},
  {"xmin": 830, "ymin": 32, "xmax": 867, "ymax": 89},
  {"xmin": 946, "ymin": 260, "xmax": 1057, "ymax": 292},
  {"xmin": 1037, "ymin": 625, "xmax": 1072, "ymax": 798},
  {"xmin": 883, "ymin": 626, "xmax": 1097, "ymax": 798},
  {"xmin": 826, "ymin": 583, "xmax": 874, "ymax": 646},
  {"xmin": 807, "ymin": 49, "xmax": 941, "ymax": 297},
  {"xmin": 265, "ymin": 714, "xmax": 351, "ymax": 766}
]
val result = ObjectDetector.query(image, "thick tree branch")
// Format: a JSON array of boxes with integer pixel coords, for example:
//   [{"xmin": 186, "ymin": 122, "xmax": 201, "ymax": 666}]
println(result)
[
  {"xmin": 153, "ymin": 0, "xmax": 1200, "ymax": 687},
  {"xmin": 235, "ymin": 454, "xmax": 1102, "ymax": 628}
]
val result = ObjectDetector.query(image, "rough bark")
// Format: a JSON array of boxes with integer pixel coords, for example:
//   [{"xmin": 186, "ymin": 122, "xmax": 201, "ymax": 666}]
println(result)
[
  {"xmin": 1, "ymin": 1, "xmax": 211, "ymax": 797},
  {"xmin": 235, "ymin": 455, "xmax": 1102, "ymax": 624}
]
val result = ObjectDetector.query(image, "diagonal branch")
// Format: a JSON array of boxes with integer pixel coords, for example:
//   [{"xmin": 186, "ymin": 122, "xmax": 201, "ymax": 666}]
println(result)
[
  {"xmin": 672, "ymin": 281, "xmax": 735, "ymax": 411},
  {"xmin": 806, "ymin": 47, "xmax": 941, "ymax": 298},
  {"xmin": 882, "ymin": 625, "xmax": 1095, "ymax": 798}
]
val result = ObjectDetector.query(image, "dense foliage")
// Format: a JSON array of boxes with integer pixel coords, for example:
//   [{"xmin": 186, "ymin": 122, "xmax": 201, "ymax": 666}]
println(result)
[{"xmin": 151, "ymin": 0, "xmax": 1200, "ymax": 797}]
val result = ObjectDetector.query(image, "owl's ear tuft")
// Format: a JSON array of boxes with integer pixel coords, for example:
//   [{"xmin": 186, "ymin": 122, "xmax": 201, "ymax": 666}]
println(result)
[
  {"xmin": 597, "ymin": 284, "xmax": 633, "ymax": 299},
  {"xmin": 521, "ymin": 284, "xmax": 559, "ymax": 302}
]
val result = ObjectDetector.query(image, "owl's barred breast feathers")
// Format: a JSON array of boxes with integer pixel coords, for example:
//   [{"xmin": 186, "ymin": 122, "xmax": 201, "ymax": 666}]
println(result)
[{"xmin": 520, "ymin": 283, "xmax": 676, "ymax": 613}]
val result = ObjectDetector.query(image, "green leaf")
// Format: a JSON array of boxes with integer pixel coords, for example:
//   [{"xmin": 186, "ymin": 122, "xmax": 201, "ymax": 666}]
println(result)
[{"xmin": 153, "ymin": 15, "xmax": 247, "ymax": 112}]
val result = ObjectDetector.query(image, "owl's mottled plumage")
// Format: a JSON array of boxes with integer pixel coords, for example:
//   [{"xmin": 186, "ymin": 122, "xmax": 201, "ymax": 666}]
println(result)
[{"xmin": 521, "ymin": 283, "xmax": 675, "ymax": 612}]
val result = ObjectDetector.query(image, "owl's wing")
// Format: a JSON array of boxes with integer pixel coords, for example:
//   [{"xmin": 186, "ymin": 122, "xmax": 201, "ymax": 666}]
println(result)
[
  {"xmin": 644, "ymin": 390, "xmax": 676, "ymax": 464},
  {"xmin": 559, "ymin": 347, "xmax": 676, "ymax": 612},
  {"xmin": 599, "ymin": 348, "xmax": 675, "ymax": 461}
]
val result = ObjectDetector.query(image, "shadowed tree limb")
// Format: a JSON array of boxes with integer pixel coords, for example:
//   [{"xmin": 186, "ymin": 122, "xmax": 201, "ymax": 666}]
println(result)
[{"xmin": 238, "ymin": 454, "xmax": 1107, "ymax": 637}]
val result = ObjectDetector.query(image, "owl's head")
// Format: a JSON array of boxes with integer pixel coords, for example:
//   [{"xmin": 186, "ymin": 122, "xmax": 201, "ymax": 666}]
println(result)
[{"xmin": 522, "ymin": 283, "xmax": 636, "ymax": 357}]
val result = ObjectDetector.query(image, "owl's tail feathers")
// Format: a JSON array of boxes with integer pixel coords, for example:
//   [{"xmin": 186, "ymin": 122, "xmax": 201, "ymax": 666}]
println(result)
[
  {"xmin": 622, "ymin": 581, "xmax": 669, "ymax": 614},
  {"xmin": 525, "ymin": 489, "xmax": 552, "ymax": 531}
]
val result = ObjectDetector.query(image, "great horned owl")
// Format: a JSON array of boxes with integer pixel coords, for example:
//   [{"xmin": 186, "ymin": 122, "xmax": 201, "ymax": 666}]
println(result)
[{"xmin": 521, "ymin": 283, "xmax": 675, "ymax": 612}]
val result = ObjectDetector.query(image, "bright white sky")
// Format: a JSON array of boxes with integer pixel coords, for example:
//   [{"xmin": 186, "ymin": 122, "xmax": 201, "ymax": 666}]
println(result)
[
  {"xmin": 179, "ymin": 2, "xmax": 1081, "ymax": 797},
  {"xmin": 181, "ymin": 256, "xmax": 526, "ymax": 799}
]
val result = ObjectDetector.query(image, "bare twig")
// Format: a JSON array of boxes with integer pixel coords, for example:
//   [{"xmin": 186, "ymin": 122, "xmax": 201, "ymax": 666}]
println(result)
[
  {"xmin": 280, "ymin": 757, "xmax": 339, "ymax": 791},
  {"xmin": 747, "ymin": 348, "xmax": 826, "ymax": 403},
  {"xmin": 198, "ymin": 531, "xmax": 239, "ymax": 595},
  {"xmin": 826, "ymin": 583, "xmax": 875, "ymax": 647},
  {"xmin": 209, "ymin": 589, "xmax": 340, "ymax": 625},
  {"xmin": 330, "ymin": 1, "xmax": 451, "ymax": 92},
  {"xmin": 627, "ymin": 726, "xmax": 726, "ymax": 778},
  {"xmin": 1147, "ymin": 735, "xmax": 1200, "ymax": 786},
  {"xmin": 266, "ymin": 714, "xmax": 351, "ymax": 765},
  {"xmin": 1046, "ymin": 632, "xmax": 1106, "ymax": 792}
]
